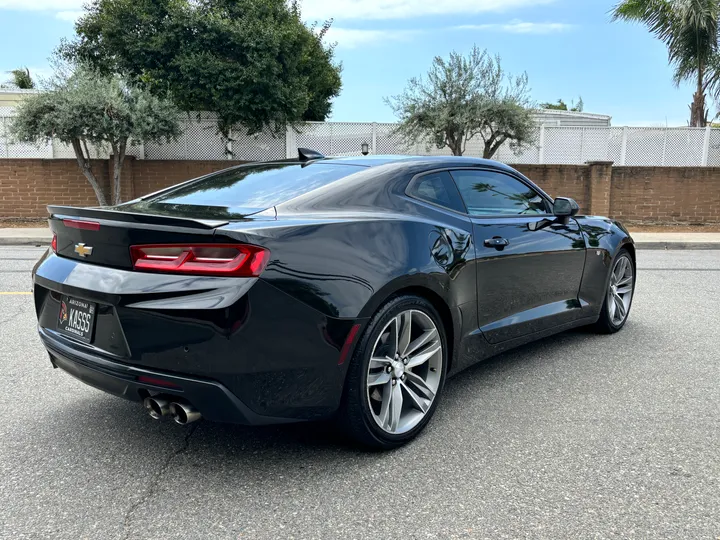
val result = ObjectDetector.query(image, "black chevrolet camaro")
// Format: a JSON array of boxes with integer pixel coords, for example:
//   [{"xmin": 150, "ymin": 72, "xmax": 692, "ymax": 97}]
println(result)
[{"xmin": 33, "ymin": 151, "xmax": 636, "ymax": 449}]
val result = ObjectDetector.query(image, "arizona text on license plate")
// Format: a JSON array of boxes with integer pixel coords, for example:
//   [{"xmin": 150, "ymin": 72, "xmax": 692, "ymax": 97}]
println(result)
[{"xmin": 57, "ymin": 296, "xmax": 97, "ymax": 343}]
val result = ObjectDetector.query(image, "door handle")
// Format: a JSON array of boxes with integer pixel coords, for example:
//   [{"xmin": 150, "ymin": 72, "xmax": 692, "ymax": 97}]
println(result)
[{"xmin": 484, "ymin": 237, "xmax": 509, "ymax": 249}]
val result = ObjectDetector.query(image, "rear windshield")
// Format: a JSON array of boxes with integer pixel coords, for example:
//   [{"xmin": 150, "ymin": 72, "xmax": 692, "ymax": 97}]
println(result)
[{"xmin": 118, "ymin": 162, "xmax": 364, "ymax": 219}]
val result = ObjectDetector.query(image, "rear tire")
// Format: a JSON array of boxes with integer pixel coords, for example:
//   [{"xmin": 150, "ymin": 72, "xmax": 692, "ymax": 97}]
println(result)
[
  {"xmin": 593, "ymin": 248, "xmax": 635, "ymax": 334},
  {"xmin": 339, "ymin": 295, "xmax": 448, "ymax": 450}
]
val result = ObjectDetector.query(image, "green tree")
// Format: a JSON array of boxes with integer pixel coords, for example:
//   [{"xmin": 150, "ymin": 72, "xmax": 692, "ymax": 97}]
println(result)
[
  {"xmin": 540, "ymin": 97, "xmax": 584, "ymax": 112},
  {"xmin": 10, "ymin": 68, "xmax": 181, "ymax": 206},
  {"xmin": 386, "ymin": 46, "xmax": 537, "ymax": 159},
  {"xmin": 612, "ymin": 0, "xmax": 720, "ymax": 127},
  {"xmin": 60, "ymin": 0, "xmax": 342, "ymax": 137},
  {"xmin": 4, "ymin": 67, "xmax": 35, "ymax": 89}
]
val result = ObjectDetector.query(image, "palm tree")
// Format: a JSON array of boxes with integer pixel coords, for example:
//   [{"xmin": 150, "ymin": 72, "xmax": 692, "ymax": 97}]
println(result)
[
  {"xmin": 612, "ymin": 0, "xmax": 720, "ymax": 127},
  {"xmin": 5, "ymin": 67, "xmax": 35, "ymax": 90}
]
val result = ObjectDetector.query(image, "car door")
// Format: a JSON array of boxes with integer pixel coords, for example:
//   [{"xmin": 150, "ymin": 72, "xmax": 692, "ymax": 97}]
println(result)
[{"xmin": 448, "ymin": 168, "xmax": 586, "ymax": 344}]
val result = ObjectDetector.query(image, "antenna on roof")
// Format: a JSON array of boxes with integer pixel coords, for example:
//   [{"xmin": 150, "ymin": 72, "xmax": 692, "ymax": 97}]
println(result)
[{"xmin": 298, "ymin": 148, "xmax": 324, "ymax": 162}]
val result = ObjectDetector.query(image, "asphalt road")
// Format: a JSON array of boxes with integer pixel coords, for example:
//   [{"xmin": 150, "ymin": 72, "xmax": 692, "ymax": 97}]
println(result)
[{"xmin": 1, "ymin": 247, "xmax": 719, "ymax": 540}]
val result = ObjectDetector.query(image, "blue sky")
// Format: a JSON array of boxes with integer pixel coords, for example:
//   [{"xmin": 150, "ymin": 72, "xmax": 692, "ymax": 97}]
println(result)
[{"xmin": 0, "ymin": 0, "xmax": 698, "ymax": 126}]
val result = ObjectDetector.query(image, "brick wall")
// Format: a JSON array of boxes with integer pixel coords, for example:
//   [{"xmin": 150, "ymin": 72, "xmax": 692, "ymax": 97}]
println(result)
[
  {"xmin": 517, "ymin": 164, "xmax": 720, "ymax": 223},
  {"xmin": 0, "ymin": 159, "xmax": 110, "ymax": 218},
  {"xmin": 132, "ymin": 160, "xmax": 248, "ymax": 195},
  {"xmin": 610, "ymin": 167, "xmax": 720, "ymax": 224},
  {"xmin": 514, "ymin": 164, "xmax": 590, "ymax": 213},
  {"xmin": 1, "ymin": 158, "xmax": 719, "ymax": 223},
  {"xmin": 0, "ymin": 158, "xmax": 246, "ymax": 218}
]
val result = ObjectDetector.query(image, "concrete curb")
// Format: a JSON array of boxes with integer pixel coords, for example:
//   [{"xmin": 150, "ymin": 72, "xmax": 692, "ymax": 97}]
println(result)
[
  {"xmin": 634, "ymin": 242, "xmax": 720, "ymax": 250},
  {"xmin": 0, "ymin": 238, "xmax": 51, "ymax": 247}
]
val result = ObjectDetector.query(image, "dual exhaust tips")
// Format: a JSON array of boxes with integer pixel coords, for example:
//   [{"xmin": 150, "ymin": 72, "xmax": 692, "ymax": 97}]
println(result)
[{"xmin": 143, "ymin": 397, "xmax": 201, "ymax": 425}]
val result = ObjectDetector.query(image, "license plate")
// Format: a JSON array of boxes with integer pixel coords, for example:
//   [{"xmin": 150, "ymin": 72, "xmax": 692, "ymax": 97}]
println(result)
[{"xmin": 57, "ymin": 296, "xmax": 97, "ymax": 344}]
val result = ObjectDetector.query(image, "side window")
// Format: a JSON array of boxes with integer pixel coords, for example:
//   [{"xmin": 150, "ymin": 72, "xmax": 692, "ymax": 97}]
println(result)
[
  {"xmin": 449, "ymin": 170, "xmax": 550, "ymax": 216},
  {"xmin": 407, "ymin": 171, "xmax": 466, "ymax": 213}
]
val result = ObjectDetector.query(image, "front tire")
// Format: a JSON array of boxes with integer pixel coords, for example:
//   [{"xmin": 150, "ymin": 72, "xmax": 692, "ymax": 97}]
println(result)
[
  {"xmin": 339, "ymin": 295, "xmax": 448, "ymax": 450},
  {"xmin": 594, "ymin": 248, "xmax": 635, "ymax": 334}
]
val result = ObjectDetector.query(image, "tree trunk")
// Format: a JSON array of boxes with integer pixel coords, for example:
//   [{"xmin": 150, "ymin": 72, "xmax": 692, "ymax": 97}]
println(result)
[
  {"xmin": 111, "ymin": 139, "xmax": 127, "ymax": 206},
  {"xmin": 71, "ymin": 138, "xmax": 108, "ymax": 206},
  {"xmin": 484, "ymin": 135, "xmax": 507, "ymax": 160},
  {"xmin": 483, "ymin": 143, "xmax": 492, "ymax": 159},
  {"xmin": 481, "ymin": 130, "xmax": 505, "ymax": 160},
  {"xmin": 690, "ymin": 92, "xmax": 707, "ymax": 127},
  {"xmin": 483, "ymin": 140, "xmax": 502, "ymax": 159},
  {"xmin": 690, "ymin": 66, "xmax": 707, "ymax": 127},
  {"xmin": 450, "ymin": 134, "xmax": 464, "ymax": 156}
]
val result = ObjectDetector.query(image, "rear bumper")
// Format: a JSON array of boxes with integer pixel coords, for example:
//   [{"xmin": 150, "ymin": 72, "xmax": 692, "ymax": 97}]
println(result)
[
  {"xmin": 39, "ymin": 326, "xmax": 300, "ymax": 425},
  {"xmin": 32, "ymin": 253, "xmax": 365, "ymax": 423}
]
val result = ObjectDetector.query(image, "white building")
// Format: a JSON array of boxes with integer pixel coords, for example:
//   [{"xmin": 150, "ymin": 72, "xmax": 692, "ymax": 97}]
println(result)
[{"xmin": 535, "ymin": 109, "xmax": 612, "ymax": 127}]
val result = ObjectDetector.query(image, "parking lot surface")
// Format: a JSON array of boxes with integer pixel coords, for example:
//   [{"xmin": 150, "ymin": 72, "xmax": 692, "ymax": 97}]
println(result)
[{"xmin": 1, "ymin": 247, "xmax": 719, "ymax": 539}]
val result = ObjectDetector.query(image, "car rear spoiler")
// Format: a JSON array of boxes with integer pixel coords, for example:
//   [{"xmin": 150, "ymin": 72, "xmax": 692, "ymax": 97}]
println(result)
[{"xmin": 47, "ymin": 205, "xmax": 228, "ymax": 230}]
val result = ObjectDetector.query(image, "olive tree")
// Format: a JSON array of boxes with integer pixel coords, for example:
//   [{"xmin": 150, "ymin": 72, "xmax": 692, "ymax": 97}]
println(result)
[
  {"xmin": 386, "ymin": 46, "xmax": 537, "ymax": 159},
  {"xmin": 10, "ymin": 68, "xmax": 181, "ymax": 206}
]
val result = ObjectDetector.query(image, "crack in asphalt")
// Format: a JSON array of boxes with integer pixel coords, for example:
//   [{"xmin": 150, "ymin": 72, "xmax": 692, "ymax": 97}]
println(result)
[{"xmin": 120, "ymin": 423, "xmax": 199, "ymax": 539}]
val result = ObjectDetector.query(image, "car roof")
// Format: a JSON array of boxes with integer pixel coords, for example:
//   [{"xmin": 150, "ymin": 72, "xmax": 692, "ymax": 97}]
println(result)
[{"xmin": 311, "ymin": 154, "xmax": 520, "ymax": 174}]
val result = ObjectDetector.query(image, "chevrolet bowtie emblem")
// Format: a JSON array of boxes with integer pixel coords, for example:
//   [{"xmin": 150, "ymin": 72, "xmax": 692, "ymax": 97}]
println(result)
[{"xmin": 74, "ymin": 243, "xmax": 94, "ymax": 257}]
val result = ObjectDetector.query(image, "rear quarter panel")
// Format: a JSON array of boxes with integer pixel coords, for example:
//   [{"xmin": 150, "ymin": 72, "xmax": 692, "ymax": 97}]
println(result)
[
  {"xmin": 220, "ymin": 212, "xmax": 476, "ymax": 320},
  {"xmin": 218, "ymin": 203, "xmax": 479, "ymax": 378}
]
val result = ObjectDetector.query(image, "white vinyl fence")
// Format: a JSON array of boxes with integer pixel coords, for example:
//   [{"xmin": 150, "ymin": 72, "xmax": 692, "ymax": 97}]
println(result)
[{"xmin": 2, "ymin": 107, "xmax": 720, "ymax": 166}]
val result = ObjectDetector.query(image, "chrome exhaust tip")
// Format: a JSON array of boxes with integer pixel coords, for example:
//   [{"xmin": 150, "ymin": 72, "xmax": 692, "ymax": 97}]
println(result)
[
  {"xmin": 169, "ymin": 402, "xmax": 201, "ymax": 425},
  {"xmin": 144, "ymin": 397, "xmax": 171, "ymax": 420}
]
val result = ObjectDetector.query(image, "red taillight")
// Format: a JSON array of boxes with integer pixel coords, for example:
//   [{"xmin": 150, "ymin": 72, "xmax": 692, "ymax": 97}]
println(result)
[
  {"xmin": 137, "ymin": 375, "xmax": 182, "ymax": 389},
  {"xmin": 51, "ymin": 234, "xmax": 57, "ymax": 253},
  {"xmin": 129, "ymin": 244, "xmax": 270, "ymax": 277},
  {"xmin": 63, "ymin": 219, "xmax": 101, "ymax": 231},
  {"xmin": 338, "ymin": 323, "xmax": 362, "ymax": 365}
]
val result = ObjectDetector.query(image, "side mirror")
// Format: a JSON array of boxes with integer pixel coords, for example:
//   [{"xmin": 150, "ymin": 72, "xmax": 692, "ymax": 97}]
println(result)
[{"xmin": 553, "ymin": 197, "xmax": 579, "ymax": 217}]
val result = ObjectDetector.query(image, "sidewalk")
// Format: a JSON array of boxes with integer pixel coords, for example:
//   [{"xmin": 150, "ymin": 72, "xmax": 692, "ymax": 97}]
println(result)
[
  {"xmin": 0, "ymin": 228, "xmax": 52, "ymax": 246},
  {"xmin": 630, "ymin": 232, "xmax": 720, "ymax": 250},
  {"xmin": 2, "ymin": 227, "xmax": 720, "ymax": 249}
]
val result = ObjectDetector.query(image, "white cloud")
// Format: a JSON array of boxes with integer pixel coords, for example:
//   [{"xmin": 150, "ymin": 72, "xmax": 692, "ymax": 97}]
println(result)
[
  {"xmin": 55, "ymin": 10, "xmax": 82, "ymax": 21},
  {"xmin": 0, "ymin": 0, "xmax": 83, "ymax": 8},
  {"xmin": 326, "ymin": 19, "xmax": 571, "ymax": 48},
  {"xmin": 0, "ymin": 0, "xmax": 84, "ymax": 22},
  {"xmin": 455, "ymin": 19, "xmax": 573, "ymax": 34},
  {"xmin": 301, "ymin": 0, "xmax": 556, "ymax": 20},
  {"xmin": 325, "ymin": 27, "xmax": 421, "ymax": 48}
]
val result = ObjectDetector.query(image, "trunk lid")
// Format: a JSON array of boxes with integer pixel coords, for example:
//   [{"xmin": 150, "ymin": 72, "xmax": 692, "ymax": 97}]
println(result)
[{"xmin": 49, "ymin": 205, "xmax": 233, "ymax": 269}]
